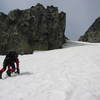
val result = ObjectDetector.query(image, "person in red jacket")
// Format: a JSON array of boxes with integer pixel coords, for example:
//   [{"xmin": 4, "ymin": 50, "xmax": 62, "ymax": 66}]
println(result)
[{"xmin": 0, "ymin": 51, "xmax": 20, "ymax": 79}]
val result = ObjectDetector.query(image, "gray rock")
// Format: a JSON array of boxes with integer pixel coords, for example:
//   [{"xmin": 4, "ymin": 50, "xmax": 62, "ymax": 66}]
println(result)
[
  {"xmin": 0, "ymin": 4, "xmax": 66, "ymax": 54},
  {"xmin": 79, "ymin": 17, "xmax": 100, "ymax": 42}
]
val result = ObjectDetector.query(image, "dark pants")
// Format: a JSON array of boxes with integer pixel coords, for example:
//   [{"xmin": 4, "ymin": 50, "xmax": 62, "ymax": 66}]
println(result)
[{"xmin": 0, "ymin": 62, "xmax": 15, "ymax": 73}]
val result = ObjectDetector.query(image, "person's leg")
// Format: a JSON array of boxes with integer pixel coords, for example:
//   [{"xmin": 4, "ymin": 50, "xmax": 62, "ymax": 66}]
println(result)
[
  {"xmin": 0, "ymin": 63, "xmax": 8, "ymax": 72},
  {"xmin": 6, "ymin": 63, "xmax": 15, "ymax": 76},
  {"xmin": 6, "ymin": 64, "xmax": 12, "ymax": 76},
  {"xmin": 0, "ymin": 63, "xmax": 8, "ymax": 79},
  {"xmin": 10, "ymin": 63, "xmax": 15, "ymax": 73}
]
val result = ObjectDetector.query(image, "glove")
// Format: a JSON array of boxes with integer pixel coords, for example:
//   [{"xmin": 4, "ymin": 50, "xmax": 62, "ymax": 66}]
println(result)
[{"xmin": 16, "ymin": 68, "xmax": 20, "ymax": 74}]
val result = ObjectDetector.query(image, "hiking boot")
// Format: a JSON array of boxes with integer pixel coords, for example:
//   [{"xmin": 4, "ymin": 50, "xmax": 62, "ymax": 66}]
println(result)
[
  {"xmin": 15, "ymin": 68, "xmax": 20, "ymax": 74},
  {"xmin": 0, "ymin": 71, "xmax": 2, "ymax": 79},
  {"xmin": 6, "ymin": 70, "xmax": 11, "ymax": 77}
]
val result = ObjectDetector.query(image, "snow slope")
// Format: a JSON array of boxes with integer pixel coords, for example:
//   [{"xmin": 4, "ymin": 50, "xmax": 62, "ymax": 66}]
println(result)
[{"xmin": 0, "ymin": 40, "xmax": 100, "ymax": 100}]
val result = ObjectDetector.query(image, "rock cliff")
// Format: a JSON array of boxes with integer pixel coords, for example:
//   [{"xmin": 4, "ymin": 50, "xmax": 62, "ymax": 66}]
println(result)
[
  {"xmin": 79, "ymin": 17, "xmax": 100, "ymax": 42},
  {"xmin": 0, "ymin": 4, "xmax": 66, "ymax": 54}
]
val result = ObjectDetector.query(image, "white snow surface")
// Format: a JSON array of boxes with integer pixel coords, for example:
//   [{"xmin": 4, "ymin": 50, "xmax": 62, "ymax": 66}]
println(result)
[{"xmin": 0, "ymin": 40, "xmax": 100, "ymax": 100}]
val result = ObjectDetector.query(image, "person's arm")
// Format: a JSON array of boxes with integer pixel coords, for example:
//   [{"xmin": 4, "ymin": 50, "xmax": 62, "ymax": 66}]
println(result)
[
  {"xmin": 15, "ymin": 58, "xmax": 20, "ymax": 74},
  {"xmin": 16, "ymin": 58, "xmax": 19, "ymax": 68}
]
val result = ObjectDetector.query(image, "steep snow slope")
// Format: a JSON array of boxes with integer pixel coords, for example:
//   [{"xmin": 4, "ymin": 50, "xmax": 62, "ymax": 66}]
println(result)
[{"xmin": 0, "ymin": 40, "xmax": 100, "ymax": 100}]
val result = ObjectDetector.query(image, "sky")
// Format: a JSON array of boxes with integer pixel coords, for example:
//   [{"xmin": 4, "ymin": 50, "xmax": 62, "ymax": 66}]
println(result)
[{"xmin": 0, "ymin": 0, "xmax": 100, "ymax": 40}]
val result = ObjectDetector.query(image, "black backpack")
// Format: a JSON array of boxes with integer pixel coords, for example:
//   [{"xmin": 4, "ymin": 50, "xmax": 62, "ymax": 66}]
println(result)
[{"xmin": 5, "ymin": 51, "xmax": 18, "ymax": 63}]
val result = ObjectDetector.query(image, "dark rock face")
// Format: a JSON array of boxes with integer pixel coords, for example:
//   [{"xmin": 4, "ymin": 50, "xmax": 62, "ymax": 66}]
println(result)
[
  {"xmin": 0, "ymin": 4, "xmax": 66, "ymax": 54},
  {"xmin": 79, "ymin": 17, "xmax": 100, "ymax": 42}
]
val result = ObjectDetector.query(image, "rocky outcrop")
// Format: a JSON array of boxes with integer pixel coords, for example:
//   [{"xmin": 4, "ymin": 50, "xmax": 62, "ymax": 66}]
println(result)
[
  {"xmin": 0, "ymin": 4, "xmax": 66, "ymax": 54},
  {"xmin": 79, "ymin": 17, "xmax": 100, "ymax": 42}
]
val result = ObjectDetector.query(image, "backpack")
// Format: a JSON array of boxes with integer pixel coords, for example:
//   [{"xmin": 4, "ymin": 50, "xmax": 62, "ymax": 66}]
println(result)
[{"xmin": 5, "ymin": 51, "xmax": 18, "ymax": 64}]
